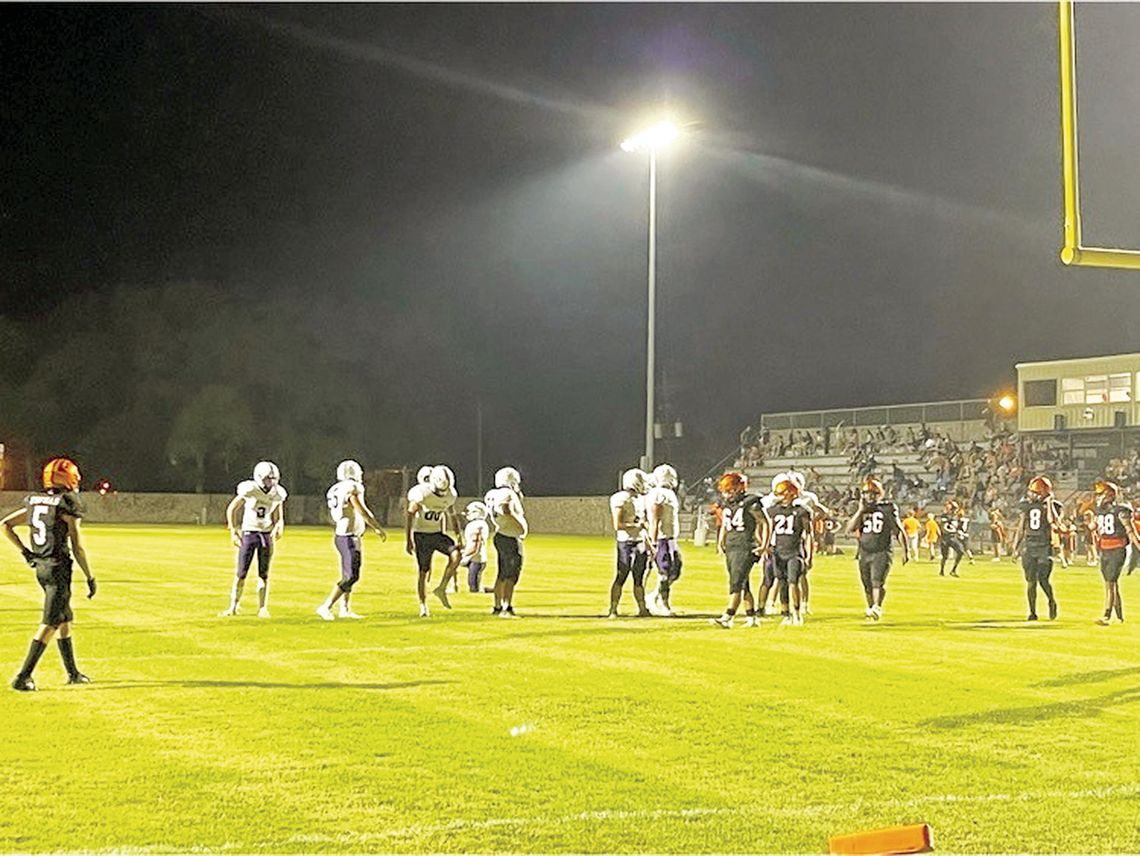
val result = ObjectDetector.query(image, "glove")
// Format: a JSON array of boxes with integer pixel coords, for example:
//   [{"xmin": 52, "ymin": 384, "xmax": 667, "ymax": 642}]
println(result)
[{"xmin": 86, "ymin": 577, "xmax": 97, "ymax": 599}]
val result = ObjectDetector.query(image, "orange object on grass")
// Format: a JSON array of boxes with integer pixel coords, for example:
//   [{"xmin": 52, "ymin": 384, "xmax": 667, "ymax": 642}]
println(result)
[{"xmin": 828, "ymin": 822, "xmax": 934, "ymax": 855}]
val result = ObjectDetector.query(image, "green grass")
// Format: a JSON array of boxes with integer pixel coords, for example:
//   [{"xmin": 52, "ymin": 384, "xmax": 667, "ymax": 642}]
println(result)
[{"xmin": 1, "ymin": 525, "xmax": 1138, "ymax": 853}]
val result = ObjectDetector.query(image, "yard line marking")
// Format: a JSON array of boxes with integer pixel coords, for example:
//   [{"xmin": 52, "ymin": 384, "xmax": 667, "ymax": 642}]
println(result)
[{"xmin": 281, "ymin": 783, "xmax": 1140, "ymax": 844}]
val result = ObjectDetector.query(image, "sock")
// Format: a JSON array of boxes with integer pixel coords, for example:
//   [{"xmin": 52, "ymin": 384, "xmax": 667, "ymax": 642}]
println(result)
[
  {"xmin": 745, "ymin": 608, "xmax": 756, "ymax": 617},
  {"xmin": 57, "ymin": 637, "xmax": 79, "ymax": 677},
  {"xmin": 18, "ymin": 639, "xmax": 47, "ymax": 680}
]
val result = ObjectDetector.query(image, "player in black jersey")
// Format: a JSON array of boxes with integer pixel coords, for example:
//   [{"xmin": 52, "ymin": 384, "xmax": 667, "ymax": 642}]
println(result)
[
  {"xmin": 1090, "ymin": 481, "xmax": 1139, "ymax": 625},
  {"xmin": 2, "ymin": 458, "xmax": 98, "ymax": 691},
  {"xmin": 764, "ymin": 477, "xmax": 814, "ymax": 626},
  {"xmin": 1011, "ymin": 475, "xmax": 1060, "ymax": 621},
  {"xmin": 711, "ymin": 472, "xmax": 770, "ymax": 629},
  {"xmin": 937, "ymin": 499, "xmax": 966, "ymax": 577},
  {"xmin": 848, "ymin": 478, "xmax": 909, "ymax": 621}
]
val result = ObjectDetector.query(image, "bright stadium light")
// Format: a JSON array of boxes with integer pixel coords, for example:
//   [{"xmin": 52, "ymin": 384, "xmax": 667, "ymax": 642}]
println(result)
[
  {"xmin": 620, "ymin": 121, "xmax": 679, "ymax": 153},
  {"xmin": 998, "ymin": 395, "xmax": 1016, "ymax": 413},
  {"xmin": 621, "ymin": 118, "xmax": 683, "ymax": 470}
]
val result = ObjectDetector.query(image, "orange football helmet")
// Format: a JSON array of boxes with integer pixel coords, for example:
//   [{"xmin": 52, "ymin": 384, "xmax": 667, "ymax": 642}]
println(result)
[
  {"xmin": 943, "ymin": 499, "xmax": 959, "ymax": 512},
  {"xmin": 42, "ymin": 457, "xmax": 81, "ymax": 492},
  {"xmin": 773, "ymin": 477, "xmax": 800, "ymax": 502},
  {"xmin": 1094, "ymin": 480, "xmax": 1118, "ymax": 503},
  {"xmin": 717, "ymin": 471, "xmax": 747, "ymax": 498},
  {"xmin": 860, "ymin": 477, "xmax": 885, "ymax": 499},
  {"xmin": 1027, "ymin": 475, "xmax": 1053, "ymax": 498}
]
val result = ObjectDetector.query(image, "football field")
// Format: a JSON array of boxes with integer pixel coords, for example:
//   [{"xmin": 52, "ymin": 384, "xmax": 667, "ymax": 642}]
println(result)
[{"xmin": 1, "ymin": 525, "xmax": 1138, "ymax": 853}]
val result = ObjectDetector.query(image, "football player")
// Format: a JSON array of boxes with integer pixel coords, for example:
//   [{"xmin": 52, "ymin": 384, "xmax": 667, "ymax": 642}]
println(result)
[
  {"xmin": 937, "ymin": 499, "xmax": 966, "ymax": 577},
  {"xmin": 461, "ymin": 502, "xmax": 491, "ymax": 593},
  {"xmin": 1091, "ymin": 481, "xmax": 1139, "ymax": 625},
  {"xmin": 406, "ymin": 465, "xmax": 461, "ymax": 617},
  {"xmin": 1010, "ymin": 475, "xmax": 1060, "ymax": 622},
  {"xmin": 2, "ymin": 458, "xmax": 97, "ymax": 691},
  {"xmin": 779, "ymin": 470, "xmax": 830, "ymax": 614},
  {"xmin": 765, "ymin": 477, "xmax": 814, "ymax": 625},
  {"xmin": 989, "ymin": 508, "xmax": 1007, "ymax": 561},
  {"xmin": 485, "ymin": 467, "xmax": 527, "ymax": 617},
  {"xmin": 221, "ymin": 461, "xmax": 287, "ymax": 618},
  {"xmin": 608, "ymin": 468, "xmax": 650, "ymax": 618},
  {"xmin": 711, "ymin": 471, "xmax": 769, "ymax": 629},
  {"xmin": 1081, "ymin": 507, "xmax": 1098, "ymax": 566},
  {"xmin": 646, "ymin": 463, "xmax": 683, "ymax": 616},
  {"xmin": 848, "ymin": 477, "xmax": 908, "ymax": 621},
  {"xmin": 316, "ymin": 460, "xmax": 387, "ymax": 621}
]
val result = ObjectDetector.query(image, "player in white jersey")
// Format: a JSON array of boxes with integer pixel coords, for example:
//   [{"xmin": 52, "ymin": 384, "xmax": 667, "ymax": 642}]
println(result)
[
  {"xmin": 460, "ymin": 502, "xmax": 491, "ymax": 593},
  {"xmin": 485, "ymin": 467, "xmax": 528, "ymax": 617},
  {"xmin": 406, "ymin": 465, "xmax": 461, "ymax": 617},
  {"xmin": 608, "ymin": 468, "xmax": 651, "ymax": 618},
  {"xmin": 316, "ymin": 460, "xmax": 387, "ymax": 621},
  {"xmin": 221, "ymin": 461, "xmax": 287, "ymax": 618},
  {"xmin": 646, "ymin": 464, "xmax": 683, "ymax": 616}
]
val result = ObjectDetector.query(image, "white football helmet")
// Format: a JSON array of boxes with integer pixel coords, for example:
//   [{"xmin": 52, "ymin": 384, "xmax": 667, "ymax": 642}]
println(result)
[
  {"xmin": 337, "ymin": 460, "xmax": 363, "ymax": 482},
  {"xmin": 652, "ymin": 463, "xmax": 678, "ymax": 490},
  {"xmin": 465, "ymin": 501, "xmax": 488, "ymax": 521},
  {"xmin": 495, "ymin": 466, "xmax": 522, "ymax": 491},
  {"xmin": 429, "ymin": 465, "xmax": 454, "ymax": 494},
  {"xmin": 416, "ymin": 465, "xmax": 432, "ymax": 485},
  {"xmin": 622, "ymin": 468, "xmax": 648, "ymax": 494},
  {"xmin": 788, "ymin": 470, "xmax": 806, "ymax": 490},
  {"xmin": 253, "ymin": 461, "xmax": 280, "ymax": 490}
]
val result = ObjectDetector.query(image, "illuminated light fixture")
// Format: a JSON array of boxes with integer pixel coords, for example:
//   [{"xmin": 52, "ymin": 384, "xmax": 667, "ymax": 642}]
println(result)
[
  {"xmin": 620, "ymin": 121, "xmax": 679, "ymax": 153},
  {"xmin": 998, "ymin": 395, "xmax": 1016, "ymax": 412}
]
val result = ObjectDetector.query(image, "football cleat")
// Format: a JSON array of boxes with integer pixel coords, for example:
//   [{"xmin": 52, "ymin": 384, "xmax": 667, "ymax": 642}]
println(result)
[
  {"xmin": 710, "ymin": 615, "xmax": 733, "ymax": 629},
  {"xmin": 491, "ymin": 606, "xmax": 503, "ymax": 616},
  {"xmin": 257, "ymin": 608, "xmax": 271, "ymax": 619},
  {"xmin": 1096, "ymin": 616, "xmax": 1112, "ymax": 626},
  {"xmin": 1049, "ymin": 601, "xmax": 1058, "ymax": 620},
  {"xmin": 220, "ymin": 606, "xmax": 239, "ymax": 617},
  {"xmin": 419, "ymin": 604, "xmax": 430, "ymax": 618},
  {"xmin": 316, "ymin": 605, "xmax": 335, "ymax": 621},
  {"xmin": 1027, "ymin": 613, "xmax": 1038, "ymax": 622},
  {"xmin": 11, "ymin": 676, "xmax": 36, "ymax": 692},
  {"xmin": 606, "ymin": 609, "xmax": 619, "ymax": 619},
  {"xmin": 432, "ymin": 587, "xmax": 452, "ymax": 609},
  {"xmin": 66, "ymin": 673, "xmax": 91, "ymax": 685},
  {"xmin": 339, "ymin": 609, "xmax": 364, "ymax": 620},
  {"xmin": 793, "ymin": 612, "xmax": 804, "ymax": 626},
  {"xmin": 637, "ymin": 607, "xmax": 652, "ymax": 617},
  {"xmin": 780, "ymin": 615, "xmax": 794, "ymax": 626},
  {"xmin": 500, "ymin": 607, "xmax": 517, "ymax": 618}
]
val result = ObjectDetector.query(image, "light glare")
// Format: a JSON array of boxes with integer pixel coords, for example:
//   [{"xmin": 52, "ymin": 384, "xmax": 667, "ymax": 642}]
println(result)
[{"xmin": 620, "ymin": 121, "xmax": 679, "ymax": 153}]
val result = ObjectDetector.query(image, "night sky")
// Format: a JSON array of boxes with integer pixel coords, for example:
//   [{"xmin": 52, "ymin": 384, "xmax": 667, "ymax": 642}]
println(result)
[{"xmin": 4, "ymin": 3, "xmax": 1140, "ymax": 494}]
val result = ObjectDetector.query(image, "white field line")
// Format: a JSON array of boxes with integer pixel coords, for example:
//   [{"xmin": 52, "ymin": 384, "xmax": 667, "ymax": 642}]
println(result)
[{"xmin": 282, "ymin": 783, "xmax": 1140, "ymax": 845}]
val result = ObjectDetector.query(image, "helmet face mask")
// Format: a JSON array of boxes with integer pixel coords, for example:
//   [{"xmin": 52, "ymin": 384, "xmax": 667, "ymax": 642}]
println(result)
[
  {"xmin": 622, "ymin": 468, "xmax": 648, "ymax": 494},
  {"xmin": 337, "ymin": 459, "xmax": 363, "ymax": 482},
  {"xmin": 43, "ymin": 458, "xmax": 81, "ymax": 492},
  {"xmin": 430, "ymin": 465, "xmax": 455, "ymax": 494},
  {"xmin": 253, "ymin": 461, "xmax": 280, "ymax": 490}
]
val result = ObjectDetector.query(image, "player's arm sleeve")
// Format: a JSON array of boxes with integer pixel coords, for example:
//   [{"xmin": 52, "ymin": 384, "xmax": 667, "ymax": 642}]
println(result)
[{"xmin": 1, "ymin": 508, "xmax": 29, "ymax": 555}]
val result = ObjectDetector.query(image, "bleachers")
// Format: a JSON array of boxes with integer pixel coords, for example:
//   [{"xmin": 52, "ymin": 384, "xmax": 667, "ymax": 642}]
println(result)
[{"xmin": 743, "ymin": 451, "xmax": 931, "ymax": 489}]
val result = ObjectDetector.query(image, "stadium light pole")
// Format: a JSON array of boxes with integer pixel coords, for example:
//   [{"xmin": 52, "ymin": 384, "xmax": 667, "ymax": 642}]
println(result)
[{"xmin": 621, "ymin": 121, "xmax": 679, "ymax": 472}]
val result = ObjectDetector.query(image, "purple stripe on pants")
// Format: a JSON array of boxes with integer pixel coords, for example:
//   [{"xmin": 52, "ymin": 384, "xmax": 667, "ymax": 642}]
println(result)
[{"xmin": 335, "ymin": 535, "xmax": 362, "ymax": 592}]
